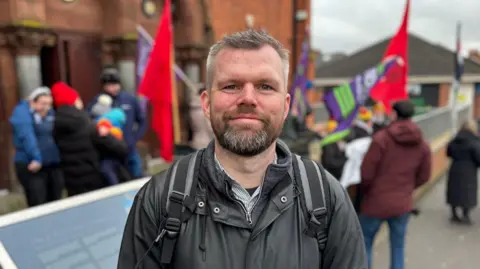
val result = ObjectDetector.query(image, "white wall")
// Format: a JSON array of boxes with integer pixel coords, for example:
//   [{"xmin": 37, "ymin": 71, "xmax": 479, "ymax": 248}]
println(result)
[{"xmin": 449, "ymin": 83, "xmax": 474, "ymax": 106}]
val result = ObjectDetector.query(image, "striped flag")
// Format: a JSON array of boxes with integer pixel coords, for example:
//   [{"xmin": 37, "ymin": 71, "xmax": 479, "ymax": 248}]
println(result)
[
  {"xmin": 321, "ymin": 56, "xmax": 403, "ymax": 146},
  {"xmin": 289, "ymin": 27, "xmax": 312, "ymax": 122},
  {"xmin": 136, "ymin": 26, "xmax": 153, "ymax": 112}
]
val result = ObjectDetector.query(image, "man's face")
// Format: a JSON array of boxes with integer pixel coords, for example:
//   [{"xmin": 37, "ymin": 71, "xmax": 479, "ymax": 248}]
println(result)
[
  {"xmin": 30, "ymin": 95, "xmax": 52, "ymax": 117},
  {"xmin": 103, "ymin": 83, "xmax": 121, "ymax": 96},
  {"xmin": 201, "ymin": 45, "xmax": 290, "ymax": 156}
]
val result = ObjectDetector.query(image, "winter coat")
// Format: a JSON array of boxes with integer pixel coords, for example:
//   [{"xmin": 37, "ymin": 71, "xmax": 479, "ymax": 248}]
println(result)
[
  {"xmin": 280, "ymin": 113, "xmax": 320, "ymax": 157},
  {"xmin": 346, "ymin": 120, "xmax": 372, "ymax": 142},
  {"xmin": 118, "ymin": 141, "xmax": 367, "ymax": 269},
  {"xmin": 340, "ymin": 137, "xmax": 372, "ymax": 188},
  {"xmin": 446, "ymin": 129, "xmax": 480, "ymax": 208},
  {"xmin": 360, "ymin": 120, "xmax": 431, "ymax": 219},
  {"xmin": 321, "ymin": 142, "xmax": 347, "ymax": 180},
  {"xmin": 10, "ymin": 101, "xmax": 60, "ymax": 166},
  {"xmin": 54, "ymin": 105, "xmax": 129, "ymax": 195}
]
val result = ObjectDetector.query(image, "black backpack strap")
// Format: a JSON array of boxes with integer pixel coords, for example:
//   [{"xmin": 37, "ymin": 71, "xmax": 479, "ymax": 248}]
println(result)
[
  {"xmin": 159, "ymin": 151, "xmax": 202, "ymax": 265},
  {"xmin": 292, "ymin": 154, "xmax": 331, "ymax": 251}
]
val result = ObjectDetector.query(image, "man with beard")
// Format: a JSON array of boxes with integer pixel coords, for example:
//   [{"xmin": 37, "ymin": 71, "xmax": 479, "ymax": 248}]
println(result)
[{"xmin": 118, "ymin": 30, "xmax": 366, "ymax": 269}]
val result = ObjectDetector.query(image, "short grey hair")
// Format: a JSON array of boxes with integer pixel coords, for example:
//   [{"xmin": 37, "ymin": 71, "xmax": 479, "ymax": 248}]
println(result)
[{"xmin": 205, "ymin": 30, "xmax": 290, "ymax": 90}]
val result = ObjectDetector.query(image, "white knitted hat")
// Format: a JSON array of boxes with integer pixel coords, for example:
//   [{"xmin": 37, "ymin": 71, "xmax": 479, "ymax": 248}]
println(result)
[{"xmin": 28, "ymin": 86, "xmax": 51, "ymax": 101}]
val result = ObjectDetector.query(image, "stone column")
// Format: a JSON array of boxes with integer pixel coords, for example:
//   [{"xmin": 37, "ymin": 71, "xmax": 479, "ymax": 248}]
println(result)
[
  {"xmin": 104, "ymin": 37, "xmax": 137, "ymax": 93},
  {"xmin": 6, "ymin": 27, "xmax": 56, "ymax": 98}
]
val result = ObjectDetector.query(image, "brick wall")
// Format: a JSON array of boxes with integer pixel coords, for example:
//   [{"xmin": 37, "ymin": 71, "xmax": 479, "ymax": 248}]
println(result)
[
  {"xmin": 0, "ymin": 0, "xmax": 164, "ymax": 36},
  {"xmin": 474, "ymin": 95, "xmax": 480, "ymax": 119},
  {"xmin": 208, "ymin": 0, "xmax": 311, "ymax": 85},
  {"xmin": 209, "ymin": 0, "xmax": 294, "ymax": 54},
  {"xmin": 438, "ymin": 82, "xmax": 451, "ymax": 107}
]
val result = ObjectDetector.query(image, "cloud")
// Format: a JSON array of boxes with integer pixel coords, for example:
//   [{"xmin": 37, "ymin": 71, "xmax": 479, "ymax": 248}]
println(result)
[{"xmin": 311, "ymin": 0, "xmax": 480, "ymax": 56}]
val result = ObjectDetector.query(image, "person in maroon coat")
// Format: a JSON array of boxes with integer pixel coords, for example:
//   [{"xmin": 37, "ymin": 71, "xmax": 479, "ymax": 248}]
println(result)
[{"xmin": 359, "ymin": 100, "xmax": 431, "ymax": 269}]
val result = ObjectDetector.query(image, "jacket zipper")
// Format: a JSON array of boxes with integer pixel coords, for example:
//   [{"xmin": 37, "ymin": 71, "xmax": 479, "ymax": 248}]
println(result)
[
  {"xmin": 226, "ymin": 185, "xmax": 255, "ymax": 225},
  {"xmin": 225, "ymin": 168, "xmax": 270, "ymax": 225},
  {"xmin": 242, "ymin": 169, "xmax": 270, "ymax": 225},
  {"xmin": 235, "ymin": 200, "xmax": 253, "ymax": 225}
]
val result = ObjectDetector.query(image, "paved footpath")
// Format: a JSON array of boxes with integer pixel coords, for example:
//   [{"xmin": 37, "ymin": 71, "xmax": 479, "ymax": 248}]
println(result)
[{"xmin": 372, "ymin": 178, "xmax": 480, "ymax": 269}]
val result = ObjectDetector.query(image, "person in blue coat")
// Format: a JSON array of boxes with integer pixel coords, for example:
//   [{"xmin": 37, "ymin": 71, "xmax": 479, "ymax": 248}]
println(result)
[
  {"xmin": 10, "ymin": 87, "xmax": 63, "ymax": 207},
  {"xmin": 87, "ymin": 67, "xmax": 147, "ymax": 178}
]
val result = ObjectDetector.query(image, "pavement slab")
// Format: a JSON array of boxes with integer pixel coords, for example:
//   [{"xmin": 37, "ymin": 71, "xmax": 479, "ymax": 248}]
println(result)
[{"xmin": 372, "ymin": 178, "xmax": 480, "ymax": 269}]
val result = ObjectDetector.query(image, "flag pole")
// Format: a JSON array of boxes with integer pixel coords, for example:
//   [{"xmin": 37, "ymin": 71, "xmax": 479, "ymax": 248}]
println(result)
[
  {"xmin": 138, "ymin": 24, "xmax": 199, "ymax": 94},
  {"xmin": 451, "ymin": 21, "xmax": 462, "ymax": 133},
  {"xmin": 170, "ymin": 43, "xmax": 182, "ymax": 144}
]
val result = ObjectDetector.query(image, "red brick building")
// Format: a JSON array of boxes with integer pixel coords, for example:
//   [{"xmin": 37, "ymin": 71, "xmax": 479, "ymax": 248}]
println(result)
[{"xmin": 0, "ymin": 0, "xmax": 313, "ymax": 190}]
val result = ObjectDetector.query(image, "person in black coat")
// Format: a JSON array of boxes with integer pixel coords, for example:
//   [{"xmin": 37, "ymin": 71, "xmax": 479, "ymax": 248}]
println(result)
[
  {"xmin": 280, "ymin": 107, "xmax": 321, "ymax": 158},
  {"xmin": 51, "ymin": 82, "xmax": 129, "ymax": 196},
  {"xmin": 446, "ymin": 121, "xmax": 480, "ymax": 225},
  {"xmin": 321, "ymin": 119, "xmax": 347, "ymax": 180}
]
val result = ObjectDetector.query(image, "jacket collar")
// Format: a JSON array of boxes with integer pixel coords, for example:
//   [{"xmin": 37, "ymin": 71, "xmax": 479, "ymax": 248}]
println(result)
[{"xmin": 202, "ymin": 139, "xmax": 293, "ymax": 199}]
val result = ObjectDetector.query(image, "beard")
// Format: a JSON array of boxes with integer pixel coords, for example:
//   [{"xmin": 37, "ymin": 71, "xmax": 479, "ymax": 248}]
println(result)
[{"xmin": 210, "ymin": 105, "xmax": 281, "ymax": 157}]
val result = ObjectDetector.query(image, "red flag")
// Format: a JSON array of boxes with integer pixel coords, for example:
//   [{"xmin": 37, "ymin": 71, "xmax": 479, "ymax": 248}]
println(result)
[
  {"xmin": 138, "ymin": 0, "xmax": 174, "ymax": 162},
  {"xmin": 370, "ymin": 0, "xmax": 410, "ymax": 113}
]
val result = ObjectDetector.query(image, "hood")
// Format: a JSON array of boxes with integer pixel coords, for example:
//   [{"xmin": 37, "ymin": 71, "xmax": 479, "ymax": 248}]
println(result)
[
  {"xmin": 386, "ymin": 120, "xmax": 423, "ymax": 146},
  {"xmin": 449, "ymin": 130, "xmax": 477, "ymax": 153},
  {"xmin": 102, "ymin": 108, "xmax": 126, "ymax": 127}
]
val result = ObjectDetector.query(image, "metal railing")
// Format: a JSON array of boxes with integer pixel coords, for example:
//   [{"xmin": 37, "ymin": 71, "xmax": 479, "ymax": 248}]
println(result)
[{"xmin": 414, "ymin": 103, "xmax": 471, "ymax": 141}]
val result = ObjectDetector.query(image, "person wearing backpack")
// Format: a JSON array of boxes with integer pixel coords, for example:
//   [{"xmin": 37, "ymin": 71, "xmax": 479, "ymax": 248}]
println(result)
[{"xmin": 118, "ymin": 30, "xmax": 367, "ymax": 269}]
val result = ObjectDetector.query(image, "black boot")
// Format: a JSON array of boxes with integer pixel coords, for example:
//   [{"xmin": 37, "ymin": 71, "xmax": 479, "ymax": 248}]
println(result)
[
  {"xmin": 450, "ymin": 207, "xmax": 462, "ymax": 223},
  {"xmin": 462, "ymin": 208, "xmax": 473, "ymax": 225}
]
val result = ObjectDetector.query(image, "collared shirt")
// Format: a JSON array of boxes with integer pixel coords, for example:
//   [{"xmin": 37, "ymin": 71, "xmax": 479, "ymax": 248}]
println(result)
[{"xmin": 214, "ymin": 153, "xmax": 277, "ymax": 214}]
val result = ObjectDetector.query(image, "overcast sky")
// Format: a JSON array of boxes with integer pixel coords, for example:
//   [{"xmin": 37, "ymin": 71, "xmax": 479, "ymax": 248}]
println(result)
[{"xmin": 311, "ymin": 0, "xmax": 480, "ymax": 56}]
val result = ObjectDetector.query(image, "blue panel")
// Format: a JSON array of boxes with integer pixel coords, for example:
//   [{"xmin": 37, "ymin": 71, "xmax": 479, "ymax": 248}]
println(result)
[
  {"xmin": 0, "ymin": 190, "xmax": 138, "ymax": 269},
  {"xmin": 475, "ymin": 83, "xmax": 480, "ymax": 94}
]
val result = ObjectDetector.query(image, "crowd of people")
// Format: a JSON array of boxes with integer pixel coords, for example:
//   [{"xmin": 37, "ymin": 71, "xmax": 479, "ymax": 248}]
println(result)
[
  {"xmin": 10, "ymin": 67, "xmax": 147, "ymax": 206},
  {"xmin": 281, "ymin": 98, "xmax": 432, "ymax": 269},
  {"xmin": 8, "ymin": 29, "xmax": 480, "ymax": 269}
]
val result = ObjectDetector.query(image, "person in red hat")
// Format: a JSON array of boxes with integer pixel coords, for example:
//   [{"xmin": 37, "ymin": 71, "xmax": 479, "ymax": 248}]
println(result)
[{"xmin": 51, "ymin": 82, "xmax": 129, "ymax": 196}]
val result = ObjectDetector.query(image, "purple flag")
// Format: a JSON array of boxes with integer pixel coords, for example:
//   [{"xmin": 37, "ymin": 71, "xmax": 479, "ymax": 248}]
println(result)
[
  {"xmin": 289, "ymin": 28, "xmax": 312, "ymax": 122},
  {"xmin": 320, "ymin": 56, "xmax": 402, "ymax": 146},
  {"xmin": 136, "ymin": 27, "xmax": 153, "ymax": 112}
]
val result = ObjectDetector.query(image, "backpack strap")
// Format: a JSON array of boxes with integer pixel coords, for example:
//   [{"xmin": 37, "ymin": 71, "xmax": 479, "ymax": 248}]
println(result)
[
  {"xmin": 159, "ymin": 150, "xmax": 202, "ymax": 265},
  {"xmin": 292, "ymin": 154, "xmax": 331, "ymax": 251}
]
